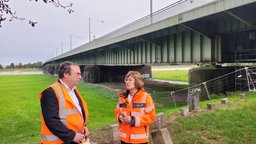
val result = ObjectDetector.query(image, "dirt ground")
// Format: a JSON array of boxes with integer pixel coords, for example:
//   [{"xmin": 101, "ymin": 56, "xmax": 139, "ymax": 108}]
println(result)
[{"xmin": 89, "ymin": 78, "xmax": 245, "ymax": 143}]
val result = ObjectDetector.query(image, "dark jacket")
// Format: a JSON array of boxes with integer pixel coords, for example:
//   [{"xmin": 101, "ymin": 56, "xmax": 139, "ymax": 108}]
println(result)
[{"xmin": 40, "ymin": 82, "xmax": 86, "ymax": 144}]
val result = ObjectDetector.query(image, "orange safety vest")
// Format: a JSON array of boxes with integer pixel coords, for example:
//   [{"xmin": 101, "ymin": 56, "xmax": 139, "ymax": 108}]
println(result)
[
  {"xmin": 40, "ymin": 81, "xmax": 89, "ymax": 144},
  {"xmin": 115, "ymin": 88, "xmax": 156, "ymax": 143}
]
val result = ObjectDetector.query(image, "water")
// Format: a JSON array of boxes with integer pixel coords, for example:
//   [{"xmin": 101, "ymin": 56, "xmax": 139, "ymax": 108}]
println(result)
[{"xmin": 0, "ymin": 71, "xmax": 43, "ymax": 75}]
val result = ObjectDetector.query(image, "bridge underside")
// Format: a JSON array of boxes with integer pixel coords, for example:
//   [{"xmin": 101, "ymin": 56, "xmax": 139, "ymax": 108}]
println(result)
[{"xmin": 42, "ymin": 64, "xmax": 151, "ymax": 83}]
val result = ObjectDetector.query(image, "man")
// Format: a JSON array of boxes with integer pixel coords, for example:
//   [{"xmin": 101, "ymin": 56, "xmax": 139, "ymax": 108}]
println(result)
[{"xmin": 40, "ymin": 61, "xmax": 90, "ymax": 144}]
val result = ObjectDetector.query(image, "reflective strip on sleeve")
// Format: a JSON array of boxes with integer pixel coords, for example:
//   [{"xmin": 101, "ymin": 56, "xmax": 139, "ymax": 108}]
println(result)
[
  {"xmin": 144, "ymin": 94, "xmax": 155, "ymax": 113},
  {"xmin": 130, "ymin": 133, "xmax": 149, "ymax": 139},
  {"xmin": 116, "ymin": 104, "xmax": 120, "ymax": 110},
  {"xmin": 142, "ymin": 93, "xmax": 147, "ymax": 103},
  {"xmin": 145, "ymin": 104, "xmax": 155, "ymax": 113},
  {"xmin": 118, "ymin": 131, "xmax": 126, "ymax": 138},
  {"xmin": 131, "ymin": 111, "xmax": 144, "ymax": 116}
]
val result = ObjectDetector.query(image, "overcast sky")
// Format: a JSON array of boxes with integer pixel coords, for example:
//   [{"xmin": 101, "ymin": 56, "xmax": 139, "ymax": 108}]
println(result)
[{"xmin": 0, "ymin": 0, "xmax": 179, "ymax": 66}]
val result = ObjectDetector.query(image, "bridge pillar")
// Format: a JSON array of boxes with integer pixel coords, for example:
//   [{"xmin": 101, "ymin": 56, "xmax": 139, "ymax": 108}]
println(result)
[
  {"xmin": 48, "ymin": 65, "xmax": 57, "ymax": 75},
  {"xmin": 42, "ymin": 64, "xmax": 50, "ymax": 74},
  {"xmin": 41, "ymin": 63, "xmax": 59, "ymax": 75},
  {"xmin": 54, "ymin": 65, "xmax": 59, "ymax": 75},
  {"xmin": 83, "ymin": 65, "xmax": 100, "ymax": 83}
]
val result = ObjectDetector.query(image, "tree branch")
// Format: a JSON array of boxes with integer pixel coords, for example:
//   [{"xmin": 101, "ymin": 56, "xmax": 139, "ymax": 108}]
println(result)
[{"xmin": 0, "ymin": 0, "xmax": 74, "ymax": 27}]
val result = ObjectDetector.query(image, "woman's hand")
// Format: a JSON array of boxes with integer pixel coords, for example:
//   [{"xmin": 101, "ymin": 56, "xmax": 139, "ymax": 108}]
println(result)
[
  {"xmin": 123, "ymin": 116, "xmax": 131, "ymax": 124},
  {"xmin": 119, "ymin": 114, "xmax": 125, "ymax": 123},
  {"xmin": 119, "ymin": 114, "xmax": 131, "ymax": 124}
]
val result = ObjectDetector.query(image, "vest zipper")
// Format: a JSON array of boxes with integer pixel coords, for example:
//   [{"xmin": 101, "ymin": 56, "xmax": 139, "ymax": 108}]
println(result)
[
  {"xmin": 145, "ymin": 126, "xmax": 147, "ymax": 136},
  {"xmin": 129, "ymin": 111, "xmax": 132, "ymax": 142}
]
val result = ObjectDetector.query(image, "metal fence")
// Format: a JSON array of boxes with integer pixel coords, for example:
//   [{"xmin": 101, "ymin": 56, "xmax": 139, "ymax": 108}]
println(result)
[{"xmin": 151, "ymin": 66, "xmax": 256, "ymax": 108}]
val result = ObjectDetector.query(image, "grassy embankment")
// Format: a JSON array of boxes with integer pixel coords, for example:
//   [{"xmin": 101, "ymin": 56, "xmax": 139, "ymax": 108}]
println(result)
[
  {"xmin": 170, "ymin": 93, "xmax": 256, "ymax": 143},
  {"xmin": 0, "ymin": 68, "xmax": 256, "ymax": 143}
]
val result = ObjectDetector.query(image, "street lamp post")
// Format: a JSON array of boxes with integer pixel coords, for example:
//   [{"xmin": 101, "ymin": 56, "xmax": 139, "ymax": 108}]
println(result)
[
  {"xmin": 89, "ymin": 17, "xmax": 91, "ymax": 42},
  {"xmin": 70, "ymin": 34, "xmax": 72, "ymax": 50},
  {"xmin": 150, "ymin": 0, "xmax": 153, "ymax": 24},
  {"xmin": 69, "ymin": 34, "xmax": 81, "ymax": 50},
  {"xmin": 88, "ymin": 17, "xmax": 104, "ymax": 42}
]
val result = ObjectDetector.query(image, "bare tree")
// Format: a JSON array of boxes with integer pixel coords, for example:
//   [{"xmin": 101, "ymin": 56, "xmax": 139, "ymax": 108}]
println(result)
[{"xmin": 0, "ymin": 0, "xmax": 74, "ymax": 27}]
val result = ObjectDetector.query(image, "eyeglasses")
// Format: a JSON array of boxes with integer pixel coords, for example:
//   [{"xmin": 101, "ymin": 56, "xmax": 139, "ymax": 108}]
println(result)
[
  {"xmin": 124, "ymin": 79, "xmax": 135, "ymax": 83},
  {"xmin": 76, "ymin": 72, "xmax": 81, "ymax": 76},
  {"xmin": 71, "ymin": 72, "xmax": 81, "ymax": 76}
]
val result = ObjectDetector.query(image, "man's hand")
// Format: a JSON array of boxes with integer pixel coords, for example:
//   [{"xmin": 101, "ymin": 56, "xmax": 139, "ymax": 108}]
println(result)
[
  {"xmin": 73, "ymin": 132, "xmax": 85, "ymax": 143},
  {"xmin": 84, "ymin": 127, "xmax": 90, "ymax": 137}
]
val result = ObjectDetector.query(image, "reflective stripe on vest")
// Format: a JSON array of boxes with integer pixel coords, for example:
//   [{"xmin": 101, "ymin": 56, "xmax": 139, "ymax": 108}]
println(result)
[
  {"xmin": 131, "ymin": 93, "xmax": 147, "ymax": 114},
  {"xmin": 119, "ymin": 93, "xmax": 148, "ymax": 117},
  {"xmin": 41, "ymin": 83, "xmax": 82, "ymax": 141},
  {"xmin": 132, "ymin": 93, "xmax": 147, "ymax": 127},
  {"xmin": 54, "ymin": 83, "xmax": 82, "ymax": 125},
  {"xmin": 41, "ymin": 134, "xmax": 59, "ymax": 141}
]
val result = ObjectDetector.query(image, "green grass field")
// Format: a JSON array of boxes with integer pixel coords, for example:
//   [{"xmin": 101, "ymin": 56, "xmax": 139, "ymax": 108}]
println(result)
[
  {"xmin": 170, "ymin": 93, "xmax": 256, "ymax": 143},
  {"xmin": 0, "ymin": 74, "xmax": 118, "ymax": 143},
  {"xmin": 152, "ymin": 70, "xmax": 189, "ymax": 82},
  {"xmin": 1, "ymin": 69, "xmax": 256, "ymax": 143}
]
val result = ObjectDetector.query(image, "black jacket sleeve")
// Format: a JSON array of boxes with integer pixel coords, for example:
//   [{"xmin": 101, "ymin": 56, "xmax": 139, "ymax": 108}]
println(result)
[{"xmin": 41, "ymin": 87, "xmax": 76, "ymax": 144}]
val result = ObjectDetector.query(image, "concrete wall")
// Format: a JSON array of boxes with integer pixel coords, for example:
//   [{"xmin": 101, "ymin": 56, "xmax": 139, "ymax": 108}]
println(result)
[{"xmin": 188, "ymin": 66, "xmax": 239, "ymax": 100}]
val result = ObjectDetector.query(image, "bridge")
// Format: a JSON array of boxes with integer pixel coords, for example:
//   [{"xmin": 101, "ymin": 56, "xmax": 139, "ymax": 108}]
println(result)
[{"xmin": 42, "ymin": 0, "xmax": 256, "ymax": 83}]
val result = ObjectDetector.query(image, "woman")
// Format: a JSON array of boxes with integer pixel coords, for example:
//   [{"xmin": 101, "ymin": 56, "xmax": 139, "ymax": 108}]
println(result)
[{"xmin": 115, "ymin": 71, "xmax": 156, "ymax": 144}]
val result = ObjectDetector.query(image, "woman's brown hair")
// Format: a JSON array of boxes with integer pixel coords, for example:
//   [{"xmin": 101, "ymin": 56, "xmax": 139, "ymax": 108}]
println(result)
[{"xmin": 124, "ymin": 71, "xmax": 144, "ymax": 89}]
